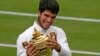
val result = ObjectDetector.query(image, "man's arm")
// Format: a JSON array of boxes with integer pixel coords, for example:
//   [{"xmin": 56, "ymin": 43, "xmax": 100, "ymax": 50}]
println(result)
[
  {"xmin": 57, "ymin": 28, "xmax": 71, "ymax": 56},
  {"xmin": 17, "ymin": 34, "xmax": 26, "ymax": 56},
  {"xmin": 17, "ymin": 34, "xmax": 39, "ymax": 56},
  {"xmin": 46, "ymin": 28, "xmax": 71, "ymax": 56}
]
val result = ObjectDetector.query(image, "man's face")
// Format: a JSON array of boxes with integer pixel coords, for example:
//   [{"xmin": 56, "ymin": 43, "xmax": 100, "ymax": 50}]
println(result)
[{"xmin": 38, "ymin": 10, "xmax": 57, "ymax": 29}]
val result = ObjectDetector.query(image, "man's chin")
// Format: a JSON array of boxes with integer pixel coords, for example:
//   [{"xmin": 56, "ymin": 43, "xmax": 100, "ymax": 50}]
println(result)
[{"xmin": 43, "ymin": 26, "xmax": 50, "ymax": 29}]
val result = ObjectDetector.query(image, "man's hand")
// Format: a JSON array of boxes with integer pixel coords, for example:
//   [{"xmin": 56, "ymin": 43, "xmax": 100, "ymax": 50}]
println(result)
[
  {"xmin": 26, "ymin": 43, "xmax": 39, "ymax": 56},
  {"xmin": 46, "ymin": 33, "xmax": 61, "ymax": 52}
]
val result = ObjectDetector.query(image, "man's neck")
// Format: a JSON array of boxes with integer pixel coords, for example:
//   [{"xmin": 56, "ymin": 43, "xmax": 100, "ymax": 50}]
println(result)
[{"xmin": 36, "ymin": 20, "xmax": 47, "ymax": 32}]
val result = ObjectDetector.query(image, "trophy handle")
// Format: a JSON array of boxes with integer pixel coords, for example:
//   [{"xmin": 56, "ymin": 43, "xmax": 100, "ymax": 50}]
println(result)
[
  {"xmin": 22, "ymin": 41, "xmax": 28, "ymax": 49},
  {"xmin": 50, "ymin": 32, "xmax": 57, "ymax": 40}
]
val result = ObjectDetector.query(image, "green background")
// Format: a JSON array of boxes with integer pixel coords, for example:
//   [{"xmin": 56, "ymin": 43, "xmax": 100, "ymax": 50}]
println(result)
[{"xmin": 0, "ymin": 0, "xmax": 100, "ymax": 56}]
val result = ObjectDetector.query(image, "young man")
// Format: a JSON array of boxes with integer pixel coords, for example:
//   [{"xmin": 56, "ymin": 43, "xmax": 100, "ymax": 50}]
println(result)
[{"xmin": 17, "ymin": 0, "xmax": 71, "ymax": 56}]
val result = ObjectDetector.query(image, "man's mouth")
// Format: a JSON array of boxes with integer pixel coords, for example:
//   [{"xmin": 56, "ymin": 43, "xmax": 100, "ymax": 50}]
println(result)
[{"xmin": 45, "ymin": 23, "xmax": 51, "ymax": 27}]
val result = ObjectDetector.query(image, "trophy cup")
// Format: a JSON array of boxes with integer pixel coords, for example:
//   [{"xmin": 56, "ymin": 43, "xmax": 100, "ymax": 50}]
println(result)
[{"xmin": 22, "ymin": 28, "xmax": 56, "ymax": 56}]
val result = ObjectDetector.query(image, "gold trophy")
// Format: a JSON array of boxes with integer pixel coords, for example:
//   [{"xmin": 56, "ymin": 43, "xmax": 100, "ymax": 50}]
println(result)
[{"xmin": 22, "ymin": 28, "xmax": 56, "ymax": 56}]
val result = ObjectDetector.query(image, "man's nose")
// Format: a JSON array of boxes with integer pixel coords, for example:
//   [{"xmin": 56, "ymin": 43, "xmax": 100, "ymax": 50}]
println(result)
[{"xmin": 47, "ymin": 17, "xmax": 52, "ymax": 22}]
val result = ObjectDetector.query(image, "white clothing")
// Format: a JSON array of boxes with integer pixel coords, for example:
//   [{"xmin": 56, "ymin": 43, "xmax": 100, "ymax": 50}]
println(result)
[{"xmin": 17, "ymin": 21, "xmax": 71, "ymax": 56}]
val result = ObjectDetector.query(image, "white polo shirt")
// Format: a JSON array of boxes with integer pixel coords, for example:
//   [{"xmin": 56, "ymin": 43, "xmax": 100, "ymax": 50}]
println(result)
[{"xmin": 17, "ymin": 21, "xmax": 71, "ymax": 56}]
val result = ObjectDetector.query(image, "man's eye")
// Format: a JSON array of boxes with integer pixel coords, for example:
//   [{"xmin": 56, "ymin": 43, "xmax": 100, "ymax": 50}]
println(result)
[
  {"xmin": 52, "ymin": 16, "xmax": 56, "ymax": 19},
  {"xmin": 45, "ymin": 14, "xmax": 49, "ymax": 17}
]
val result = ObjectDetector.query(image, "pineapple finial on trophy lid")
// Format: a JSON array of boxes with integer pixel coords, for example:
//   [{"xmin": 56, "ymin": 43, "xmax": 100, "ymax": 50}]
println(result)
[{"xmin": 33, "ymin": 28, "xmax": 41, "ymax": 38}]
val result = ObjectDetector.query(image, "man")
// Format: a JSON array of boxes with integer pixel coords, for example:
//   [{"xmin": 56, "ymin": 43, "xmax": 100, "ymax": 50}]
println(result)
[{"xmin": 17, "ymin": 0, "xmax": 71, "ymax": 56}]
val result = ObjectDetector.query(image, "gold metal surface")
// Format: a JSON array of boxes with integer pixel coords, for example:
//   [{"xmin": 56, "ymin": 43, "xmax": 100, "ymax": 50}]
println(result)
[
  {"xmin": 22, "ymin": 28, "xmax": 56, "ymax": 56},
  {"xmin": 30, "ymin": 28, "xmax": 52, "ymax": 56}
]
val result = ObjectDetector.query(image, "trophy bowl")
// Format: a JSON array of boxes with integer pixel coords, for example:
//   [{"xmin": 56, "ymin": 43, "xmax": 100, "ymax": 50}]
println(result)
[{"xmin": 22, "ymin": 28, "xmax": 56, "ymax": 56}]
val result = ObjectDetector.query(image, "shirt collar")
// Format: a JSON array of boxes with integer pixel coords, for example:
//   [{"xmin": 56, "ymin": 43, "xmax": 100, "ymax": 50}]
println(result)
[{"xmin": 33, "ymin": 20, "xmax": 50, "ymax": 33}]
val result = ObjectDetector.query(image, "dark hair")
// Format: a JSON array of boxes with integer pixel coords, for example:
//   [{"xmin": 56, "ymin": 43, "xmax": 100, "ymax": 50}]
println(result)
[{"xmin": 39, "ymin": 0, "xmax": 59, "ymax": 14}]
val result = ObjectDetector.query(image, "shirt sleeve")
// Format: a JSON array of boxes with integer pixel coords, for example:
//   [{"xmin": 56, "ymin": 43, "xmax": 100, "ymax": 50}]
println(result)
[
  {"xmin": 17, "ymin": 34, "xmax": 27, "ymax": 56},
  {"xmin": 17, "ymin": 26, "xmax": 33, "ymax": 56},
  {"xmin": 56, "ymin": 28, "xmax": 71, "ymax": 56}
]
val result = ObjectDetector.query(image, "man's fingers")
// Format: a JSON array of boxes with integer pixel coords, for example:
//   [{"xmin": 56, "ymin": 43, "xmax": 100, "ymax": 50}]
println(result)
[
  {"xmin": 26, "ymin": 43, "xmax": 32, "ymax": 55},
  {"xmin": 27, "ymin": 43, "xmax": 33, "ymax": 49},
  {"xmin": 27, "ymin": 44, "xmax": 36, "ymax": 54},
  {"xmin": 46, "ymin": 39, "xmax": 57, "ymax": 48},
  {"xmin": 31, "ymin": 46, "xmax": 38, "ymax": 55},
  {"xmin": 26, "ymin": 43, "xmax": 39, "ymax": 56},
  {"xmin": 46, "ymin": 41, "xmax": 57, "ymax": 47},
  {"xmin": 47, "ymin": 39, "xmax": 57, "ymax": 44},
  {"xmin": 32, "ymin": 50, "xmax": 40, "ymax": 56}
]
